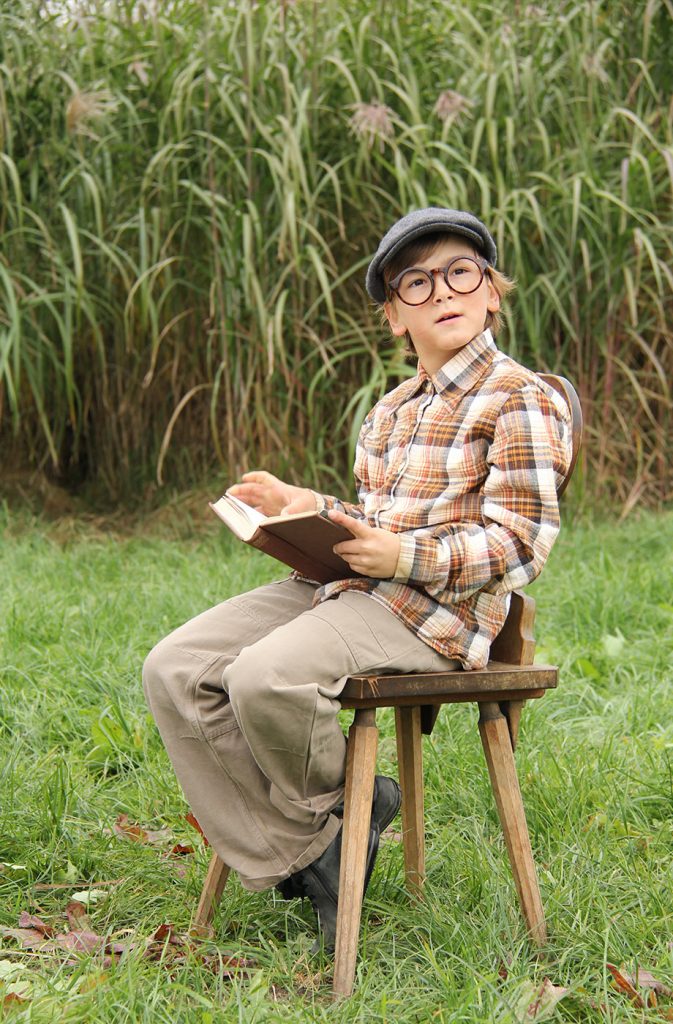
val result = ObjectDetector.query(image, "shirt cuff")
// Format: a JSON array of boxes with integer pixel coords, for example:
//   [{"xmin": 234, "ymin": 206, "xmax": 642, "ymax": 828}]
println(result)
[
  {"xmin": 310, "ymin": 490, "xmax": 326, "ymax": 512},
  {"xmin": 393, "ymin": 533, "xmax": 417, "ymax": 581}
]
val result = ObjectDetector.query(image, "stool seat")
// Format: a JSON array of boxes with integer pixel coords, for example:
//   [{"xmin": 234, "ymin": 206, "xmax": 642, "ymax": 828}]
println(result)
[{"xmin": 341, "ymin": 661, "xmax": 557, "ymax": 706}]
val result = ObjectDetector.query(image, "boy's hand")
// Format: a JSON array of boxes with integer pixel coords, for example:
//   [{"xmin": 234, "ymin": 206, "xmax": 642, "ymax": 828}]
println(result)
[
  {"xmin": 329, "ymin": 510, "xmax": 401, "ymax": 579},
  {"xmin": 228, "ymin": 471, "xmax": 316, "ymax": 517}
]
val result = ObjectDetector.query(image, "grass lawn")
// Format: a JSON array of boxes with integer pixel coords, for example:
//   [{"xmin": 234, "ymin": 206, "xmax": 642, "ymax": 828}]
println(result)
[{"xmin": 1, "ymin": 504, "xmax": 673, "ymax": 1021}]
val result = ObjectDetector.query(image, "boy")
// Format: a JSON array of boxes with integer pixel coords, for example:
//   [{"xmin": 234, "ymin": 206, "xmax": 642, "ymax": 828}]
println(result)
[{"xmin": 143, "ymin": 207, "xmax": 572, "ymax": 950}]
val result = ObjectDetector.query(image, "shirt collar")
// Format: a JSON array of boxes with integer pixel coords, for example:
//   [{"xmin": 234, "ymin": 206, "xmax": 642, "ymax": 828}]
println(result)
[{"xmin": 419, "ymin": 328, "xmax": 498, "ymax": 398}]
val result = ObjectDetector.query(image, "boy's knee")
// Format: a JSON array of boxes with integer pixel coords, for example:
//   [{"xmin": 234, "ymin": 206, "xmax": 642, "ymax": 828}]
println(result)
[
  {"xmin": 223, "ymin": 645, "xmax": 273, "ymax": 715},
  {"xmin": 142, "ymin": 637, "xmax": 177, "ymax": 704}
]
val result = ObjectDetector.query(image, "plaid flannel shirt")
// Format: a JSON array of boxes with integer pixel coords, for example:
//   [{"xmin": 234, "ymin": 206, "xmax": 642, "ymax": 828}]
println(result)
[{"xmin": 311, "ymin": 329, "xmax": 573, "ymax": 670}]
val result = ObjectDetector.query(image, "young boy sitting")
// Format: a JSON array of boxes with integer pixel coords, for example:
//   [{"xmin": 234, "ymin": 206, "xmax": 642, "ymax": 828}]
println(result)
[{"xmin": 143, "ymin": 207, "xmax": 573, "ymax": 951}]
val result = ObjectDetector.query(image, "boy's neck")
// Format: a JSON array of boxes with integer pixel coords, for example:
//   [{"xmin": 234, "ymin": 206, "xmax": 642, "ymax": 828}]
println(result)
[{"xmin": 418, "ymin": 328, "xmax": 492, "ymax": 377}]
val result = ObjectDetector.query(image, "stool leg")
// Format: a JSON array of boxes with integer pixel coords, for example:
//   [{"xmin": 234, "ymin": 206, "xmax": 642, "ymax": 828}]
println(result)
[
  {"xmin": 333, "ymin": 708, "xmax": 378, "ymax": 1000},
  {"xmin": 193, "ymin": 852, "xmax": 231, "ymax": 935},
  {"xmin": 501, "ymin": 699, "xmax": 525, "ymax": 751},
  {"xmin": 395, "ymin": 706, "xmax": 425, "ymax": 894},
  {"xmin": 478, "ymin": 701, "xmax": 546, "ymax": 946}
]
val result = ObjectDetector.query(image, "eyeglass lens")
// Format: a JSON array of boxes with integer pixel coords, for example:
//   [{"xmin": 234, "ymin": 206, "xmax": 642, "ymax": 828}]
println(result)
[{"xmin": 396, "ymin": 257, "xmax": 484, "ymax": 305}]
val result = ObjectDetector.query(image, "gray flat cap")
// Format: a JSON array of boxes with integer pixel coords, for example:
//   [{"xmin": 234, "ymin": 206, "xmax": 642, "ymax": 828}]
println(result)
[{"xmin": 365, "ymin": 207, "xmax": 497, "ymax": 303}]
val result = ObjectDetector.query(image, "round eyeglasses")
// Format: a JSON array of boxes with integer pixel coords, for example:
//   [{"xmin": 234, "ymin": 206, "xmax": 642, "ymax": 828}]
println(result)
[{"xmin": 387, "ymin": 255, "xmax": 489, "ymax": 306}]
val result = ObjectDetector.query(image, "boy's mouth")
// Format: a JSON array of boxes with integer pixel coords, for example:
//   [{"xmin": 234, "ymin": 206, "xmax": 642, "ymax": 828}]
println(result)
[{"xmin": 436, "ymin": 312, "xmax": 460, "ymax": 323}]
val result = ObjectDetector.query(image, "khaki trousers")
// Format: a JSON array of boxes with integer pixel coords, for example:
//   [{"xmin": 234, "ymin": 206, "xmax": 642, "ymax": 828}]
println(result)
[{"xmin": 142, "ymin": 577, "xmax": 458, "ymax": 891}]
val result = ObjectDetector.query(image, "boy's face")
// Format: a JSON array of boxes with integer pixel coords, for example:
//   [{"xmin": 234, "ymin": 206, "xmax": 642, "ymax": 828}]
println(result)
[{"xmin": 383, "ymin": 237, "xmax": 500, "ymax": 375}]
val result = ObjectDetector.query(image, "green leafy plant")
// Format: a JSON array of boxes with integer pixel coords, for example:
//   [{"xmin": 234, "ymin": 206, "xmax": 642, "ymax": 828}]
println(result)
[{"xmin": 1, "ymin": 0, "xmax": 671, "ymax": 508}]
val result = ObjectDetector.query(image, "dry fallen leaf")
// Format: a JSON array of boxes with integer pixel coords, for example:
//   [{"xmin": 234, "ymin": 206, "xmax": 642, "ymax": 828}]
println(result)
[
  {"xmin": 606, "ymin": 963, "xmax": 673, "ymax": 1010},
  {"xmin": 169, "ymin": 844, "xmax": 195, "ymax": 857},
  {"xmin": 1, "ymin": 901, "xmax": 255, "ymax": 980},
  {"xmin": 185, "ymin": 812, "xmax": 209, "ymax": 846},
  {"xmin": 17, "ymin": 912, "xmax": 54, "ymax": 937},
  {"xmin": 150, "ymin": 923, "xmax": 183, "ymax": 946},
  {"xmin": 510, "ymin": 977, "xmax": 569, "ymax": 1022},
  {"xmin": 524, "ymin": 978, "xmax": 565, "ymax": 1019},
  {"xmin": 3, "ymin": 992, "xmax": 27, "ymax": 1007},
  {"xmin": 71, "ymin": 889, "xmax": 109, "ymax": 906},
  {"xmin": 0, "ymin": 926, "xmax": 52, "ymax": 950},
  {"xmin": 47, "ymin": 930, "xmax": 104, "ymax": 955},
  {"xmin": 66, "ymin": 900, "xmax": 91, "ymax": 929},
  {"xmin": 113, "ymin": 814, "xmax": 172, "ymax": 845},
  {"xmin": 524, "ymin": 978, "xmax": 568, "ymax": 1021},
  {"xmin": 632, "ymin": 968, "xmax": 673, "ymax": 997}
]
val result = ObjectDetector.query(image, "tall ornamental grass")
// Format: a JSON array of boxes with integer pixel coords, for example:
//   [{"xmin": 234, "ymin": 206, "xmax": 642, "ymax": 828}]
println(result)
[{"xmin": 0, "ymin": 0, "xmax": 672, "ymax": 506}]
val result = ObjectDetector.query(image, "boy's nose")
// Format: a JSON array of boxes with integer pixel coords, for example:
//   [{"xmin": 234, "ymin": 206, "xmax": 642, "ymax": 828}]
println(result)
[{"xmin": 432, "ymin": 270, "xmax": 453, "ymax": 300}]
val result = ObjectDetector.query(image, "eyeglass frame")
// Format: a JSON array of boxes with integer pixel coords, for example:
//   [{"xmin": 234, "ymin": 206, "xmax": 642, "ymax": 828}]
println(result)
[{"xmin": 386, "ymin": 254, "xmax": 491, "ymax": 306}]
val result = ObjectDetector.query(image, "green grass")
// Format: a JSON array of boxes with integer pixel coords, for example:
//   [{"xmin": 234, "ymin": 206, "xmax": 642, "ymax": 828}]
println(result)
[{"xmin": 1, "ymin": 506, "xmax": 673, "ymax": 1021}]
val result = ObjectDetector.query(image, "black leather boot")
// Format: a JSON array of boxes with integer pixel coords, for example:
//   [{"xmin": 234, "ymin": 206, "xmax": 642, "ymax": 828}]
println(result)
[{"xmin": 278, "ymin": 823, "xmax": 379, "ymax": 952}]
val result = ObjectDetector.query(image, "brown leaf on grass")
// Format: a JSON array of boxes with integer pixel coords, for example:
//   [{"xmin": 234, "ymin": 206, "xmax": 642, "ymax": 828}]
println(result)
[
  {"xmin": 197, "ymin": 953, "xmax": 256, "ymax": 978},
  {"xmin": 65, "ymin": 900, "xmax": 91, "ymax": 929},
  {"xmin": 606, "ymin": 963, "xmax": 672, "ymax": 1010},
  {"xmin": 169, "ymin": 844, "xmax": 195, "ymax": 857},
  {"xmin": 107, "ymin": 939, "xmax": 138, "ymax": 956},
  {"xmin": 2, "ymin": 902, "xmax": 254, "ymax": 981},
  {"xmin": 607, "ymin": 963, "xmax": 643, "ymax": 1005},
  {"xmin": 3, "ymin": 906, "xmax": 105, "ymax": 957},
  {"xmin": 0, "ymin": 926, "xmax": 52, "ymax": 950},
  {"xmin": 523, "ymin": 978, "xmax": 569, "ymax": 1020},
  {"xmin": 17, "ymin": 912, "xmax": 54, "ymax": 936},
  {"xmin": 113, "ymin": 814, "xmax": 171, "ymax": 845},
  {"xmin": 3, "ymin": 993, "xmax": 27, "ymax": 1007},
  {"xmin": 185, "ymin": 812, "xmax": 209, "ymax": 846},
  {"xmin": 150, "ymin": 923, "xmax": 183, "ymax": 946},
  {"xmin": 47, "ymin": 930, "xmax": 104, "ymax": 955},
  {"xmin": 1, "ymin": 923, "xmax": 103, "ymax": 956},
  {"xmin": 633, "ymin": 969, "xmax": 673, "ymax": 997}
]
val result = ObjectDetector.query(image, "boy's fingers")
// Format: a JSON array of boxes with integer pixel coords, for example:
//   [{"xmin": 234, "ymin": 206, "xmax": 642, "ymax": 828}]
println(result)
[
  {"xmin": 328, "ymin": 510, "xmax": 369, "ymax": 535},
  {"xmin": 242, "ymin": 470, "xmax": 270, "ymax": 481},
  {"xmin": 229, "ymin": 484, "xmax": 258, "ymax": 499},
  {"xmin": 280, "ymin": 500, "xmax": 303, "ymax": 514},
  {"xmin": 333, "ymin": 542, "xmax": 360, "ymax": 556}
]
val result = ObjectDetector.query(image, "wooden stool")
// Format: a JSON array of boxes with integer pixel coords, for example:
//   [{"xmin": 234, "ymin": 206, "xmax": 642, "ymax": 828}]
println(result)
[{"xmin": 331, "ymin": 589, "xmax": 552, "ymax": 996}]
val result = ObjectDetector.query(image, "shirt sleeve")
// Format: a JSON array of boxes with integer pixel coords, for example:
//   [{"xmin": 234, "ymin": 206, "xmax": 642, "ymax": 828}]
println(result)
[
  {"xmin": 392, "ymin": 385, "xmax": 572, "ymax": 601},
  {"xmin": 313, "ymin": 491, "xmax": 367, "ymax": 519}
]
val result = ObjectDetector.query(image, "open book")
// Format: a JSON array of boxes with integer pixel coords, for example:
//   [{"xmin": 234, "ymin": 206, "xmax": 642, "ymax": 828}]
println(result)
[{"xmin": 209, "ymin": 492, "xmax": 362, "ymax": 584}]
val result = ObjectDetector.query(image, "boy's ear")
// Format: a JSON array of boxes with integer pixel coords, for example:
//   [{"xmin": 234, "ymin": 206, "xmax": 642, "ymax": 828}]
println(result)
[
  {"xmin": 384, "ymin": 299, "xmax": 408, "ymax": 337},
  {"xmin": 486, "ymin": 277, "xmax": 500, "ymax": 313}
]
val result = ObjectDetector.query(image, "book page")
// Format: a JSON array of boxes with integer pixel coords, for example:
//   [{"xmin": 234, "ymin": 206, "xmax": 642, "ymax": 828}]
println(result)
[{"xmin": 223, "ymin": 491, "xmax": 267, "ymax": 527}]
